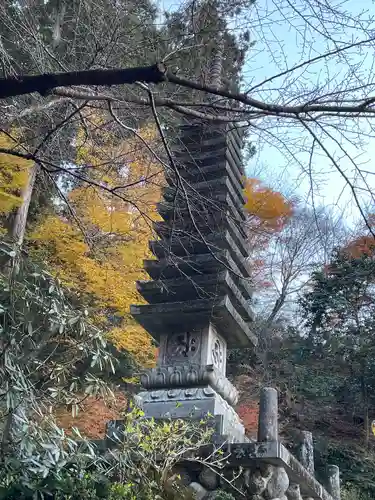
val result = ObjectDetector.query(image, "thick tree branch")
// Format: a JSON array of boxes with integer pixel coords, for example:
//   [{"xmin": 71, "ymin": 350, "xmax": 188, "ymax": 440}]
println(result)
[{"xmin": 0, "ymin": 63, "xmax": 167, "ymax": 98}]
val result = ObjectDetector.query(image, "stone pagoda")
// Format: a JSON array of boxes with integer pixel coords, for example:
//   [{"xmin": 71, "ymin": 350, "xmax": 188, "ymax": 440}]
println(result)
[
  {"xmin": 130, "ymin": 38, "xmax": 256, "ymax": 443},
  {"xmin": 130, "ymin": 73, "xmax": 256, "ymax": 441}
]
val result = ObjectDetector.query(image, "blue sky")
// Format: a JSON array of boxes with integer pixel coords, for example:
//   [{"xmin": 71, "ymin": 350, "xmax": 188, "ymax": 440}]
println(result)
[
  {"xmin": 156, "ymin": 0, "xmax": 375, "ymax": 224},
  {"xmin": 242, "ymin": 0, "xmax": 375, "ymax": 219}
]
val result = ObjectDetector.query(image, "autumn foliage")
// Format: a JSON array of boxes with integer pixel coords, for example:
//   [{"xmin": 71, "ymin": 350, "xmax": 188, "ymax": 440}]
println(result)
[
  {"xmin": 0, "ymin": 118, "xmax": 294, "ymax": 372},
  {"xmin": 237, "ymin": 401, "xmax": 259, "ymax": 439},
  {"xmin": 243, "ymin": 178, "xmax": 293, "ymax": 283},
  {"xmin": 56, "ymin": 393, "xmax": 127, "ymax": 439},
  {"xmin": 343, "ymin": 214, "xmax": 375, "ymax": 259},
  {"xmin": 29, "ymin": 117, "xmax": 162, "ymax": 367},
  {"xmin": 244, "ymin": 178, "xmax": 293, "ymax": 234},
  {"xmin": 0, "ymin": 133, "xmax": 32, "ymax": 220}
]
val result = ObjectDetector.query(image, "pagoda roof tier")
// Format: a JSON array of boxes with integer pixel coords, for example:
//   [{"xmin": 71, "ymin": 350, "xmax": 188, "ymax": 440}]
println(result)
[
  {"xmin": 158, "ymin": 194, "xmax": 246, "ymax": 233},
  {"xmin": 172, "ymin": 129, "xmax": 243, "ymax": 166},
  {"xmin": 177, "ymin": 123, "xmax": 244, "ymax": 151},
  {"xmin": 162, "ymin": 176, "xmax": 246, "ymax": 220},
  {"xmin": 130, "ymin": 294, "xmax": 257, "ymax": 348},
  {"xmin": 136, "ymin": 269, "xmax": 253, "ymax": 322},
  {"xmin": 166, "ymin": 157, "xmax": 244, "ymax": 190},
  {"xmin": 149, "ymin": 228, "xmax": 250, "ymax": 279},
  {"xmin": 149, "ymin": 229, "xmax": 248, "ymax": 262},
  {"xmin": 156, "ymin": 202, "xmax": 246, "ymax": 242},
  {"xmin": 143, "ymin": 250, "xmax": 252, "ymax": 298},
  {"xmin": 153, "ymin": 207, "xmax": 247, "ymax": 245},
  {"xmin": 173, "ymin": 145, "xmax": 245, "ymax": 182}
]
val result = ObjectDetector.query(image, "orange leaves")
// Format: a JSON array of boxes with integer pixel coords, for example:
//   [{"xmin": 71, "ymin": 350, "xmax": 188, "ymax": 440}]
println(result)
[
  {"xmin": 244, "ymin": 178, "xmax": 293, "ymax": 234},
  {"xmin": 243, "ymin": 178, "xmax": 293, "ymax": 275},
  {"xmin": 56, "ymin": 393, "xmax": 127, "ymax": 439},
  {"xmin": 345, "ymin": 235, "xmax": 375, "ymax": 259},
  {"xmin": 343, "ymin": 214, "xmax": 375, "ymax": 259},
  {"xmin": 237, "ymin": 401, "xmax": 259, "ymax": 439}
]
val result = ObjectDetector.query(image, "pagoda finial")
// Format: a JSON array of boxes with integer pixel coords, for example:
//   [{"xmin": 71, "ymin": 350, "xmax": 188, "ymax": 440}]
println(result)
[{"xmin": 209, "ymin": 34, "xmax": 224, "ymax": 90}]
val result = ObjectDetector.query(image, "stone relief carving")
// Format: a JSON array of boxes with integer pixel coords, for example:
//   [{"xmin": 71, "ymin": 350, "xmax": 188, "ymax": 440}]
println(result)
[
  {"xmin": 212, "ymin": 337, "xmax": 224, "ymax": 370},
  {"xmin": 166, "ymin": 331, "xmax": 201, "ymax": 362},
  {"xmin": 140, "ymin": 363, "xmax": 238, "ymax": 406},
  {"xmin": 286, "ymin": 483, "xmax": 303, "ymax": 500}
]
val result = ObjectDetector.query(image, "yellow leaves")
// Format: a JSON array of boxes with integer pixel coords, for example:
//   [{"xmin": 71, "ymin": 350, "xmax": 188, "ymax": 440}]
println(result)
[
  {"xmin": 0, "ymin": 133, "xmax": 32, "ymax": 215},
  {"xmin": 30, "ymin": 216, "xmax": 89, "ymax": 285},
  {"xmin": 70, "ymin": 187, "xmax": 135, "ymax": 237},
  {"xmin": 32, "ymin": 215, "xmax": 148, "ymax": 314},
  {"xmin": 30, "ymin": 121, "xmax": 162, "ymax": 368},
  {"xmin": 244, "ymin": 178, "xmax": 293, "ymax": 233},
  {"xmin": 108, "ymin": 324, "xmax": 157, "ymax": 368}
]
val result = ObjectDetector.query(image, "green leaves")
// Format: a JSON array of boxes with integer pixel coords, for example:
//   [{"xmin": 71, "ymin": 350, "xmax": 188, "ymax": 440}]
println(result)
[{"xmin": 0, "ymin": 240, "xmax": 116, "ymax": 487}]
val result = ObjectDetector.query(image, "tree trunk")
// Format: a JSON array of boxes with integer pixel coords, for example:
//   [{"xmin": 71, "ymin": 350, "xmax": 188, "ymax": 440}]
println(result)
[
  {"xmin": 361, "ymin": 375, "xmax": 369, "ymax": 448},
  {"xmin": 365, "ymin": 403, "xmax": 369, "ymax": 448},
  {"xmin": 11, "ymin": 163, "xmax": 37, "ymax": 249}
]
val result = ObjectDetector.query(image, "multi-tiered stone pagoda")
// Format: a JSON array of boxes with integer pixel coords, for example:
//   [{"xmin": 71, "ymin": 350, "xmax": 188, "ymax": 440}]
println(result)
[
  {"xmin": 127, "ymin": 119, "xmax": 341, "ymax": 499},
  {"xmin": 130, "ymin": 117, "xmax": 255, "ymax": 442}
]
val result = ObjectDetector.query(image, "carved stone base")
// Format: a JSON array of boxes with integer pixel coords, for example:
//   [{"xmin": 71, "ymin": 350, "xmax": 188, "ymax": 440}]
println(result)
[
  {"xmin": 140, "ymin": 363, "xmax": 238, "ymax": 406},
  {"xmin": 135, "ymin": 385, "xmax": 246, "ymax": 443}
]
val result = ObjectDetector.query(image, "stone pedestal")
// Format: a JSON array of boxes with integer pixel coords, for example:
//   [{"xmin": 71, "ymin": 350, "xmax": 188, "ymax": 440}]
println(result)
[{"xmin": 136, "ymin": 386, "xmax": 245, "ymax": 442}]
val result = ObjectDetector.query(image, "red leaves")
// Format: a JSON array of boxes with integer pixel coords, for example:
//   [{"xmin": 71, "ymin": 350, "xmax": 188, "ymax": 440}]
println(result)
[
  {"xmin": 237, "ymin": 401, "xmax": 259, "ymax": 439},
  {"xmin": 56, "ymin": 393, "xmax": 127, "ymax": 439},
  {"xmin": 342, "ymin": 213, "xmax": 375, "ymax": 259},
  {"xmin": 344, "ymin": 235, "xmax": 375, "ymax": 258}
]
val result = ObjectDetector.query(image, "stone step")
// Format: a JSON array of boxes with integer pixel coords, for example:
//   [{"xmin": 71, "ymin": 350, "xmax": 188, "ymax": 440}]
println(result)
[{"xmin": 130, "ymin": 294, "xmax": 257, "ymax": 348}]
